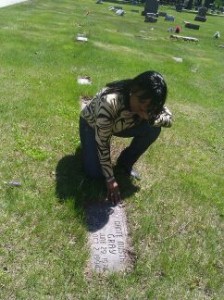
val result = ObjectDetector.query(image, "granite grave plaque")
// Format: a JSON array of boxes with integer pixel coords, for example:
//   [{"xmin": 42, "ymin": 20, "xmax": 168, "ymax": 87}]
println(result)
[
  {"xmin": 86, "ymin": 202, "xmax": 132, "ymax": 273},
  {"xmin": 185, "ymin": 22, "xmax": 200, "ymax": 30}
]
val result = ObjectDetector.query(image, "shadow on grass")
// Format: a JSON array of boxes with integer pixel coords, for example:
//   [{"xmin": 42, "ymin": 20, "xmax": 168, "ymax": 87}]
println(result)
[{"xmin": 55, "ymin": 146, "xmax": 140, "ymax": 230}]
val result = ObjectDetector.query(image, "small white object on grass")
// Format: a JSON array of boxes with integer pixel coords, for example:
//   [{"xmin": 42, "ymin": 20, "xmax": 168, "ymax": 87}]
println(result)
[
  {"xmin": 77, "ymin": 76, "xmax": 92, "ymax": 85},
  {"xmin": 76, "ymin": 33, "xmax": 88, "ymax": 42},
  {"xmin": 172, "ymin": 57, "xmax": 183, "ymax": 63},
  {"xmin": 76, "ymin": 36, "xmax": 88, "ymax": 42},
  {"xmin": 213, "ymin": 31, "xmax": 220, "ymax": 39},
  {"xmin": 5, "ymin": 181, "xmax": 22, "ymax": 187}
]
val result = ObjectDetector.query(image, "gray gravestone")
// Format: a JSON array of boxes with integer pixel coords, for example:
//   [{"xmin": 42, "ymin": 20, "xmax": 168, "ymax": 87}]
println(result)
[
  {"xmin": 165, "ymin": 14, "xmax": 175, "ymax": 21},
  {"xmin": 144, "ymin": 0, "xmax": 159, "ymax": 14},
  {"xmin": 143, "ymin": 0, "xmax": 158, "ymax": 22},
  {"xmin": 195, "ymin": 6, "xmax": 207, "ymax": 22},
  {"xmin": 185, "ymin": 22, "xmax": 200, "ymax": 30},
  {"xmin": 86, "ymin": 202, "xmax": 132, "ymax": 273}
]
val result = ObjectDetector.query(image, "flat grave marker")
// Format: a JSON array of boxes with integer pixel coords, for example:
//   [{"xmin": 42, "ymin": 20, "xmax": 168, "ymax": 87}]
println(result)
[
  {"xmin": 86, "ymin": 202, "xmax": 133, "ymax": 273},
  {"xmin": 184, "ymin": 22, "xmax": 200, "ymax": 30},
  {"xmin": 170, "ymin": 34, "xmax": 199, "ymax": 42}
]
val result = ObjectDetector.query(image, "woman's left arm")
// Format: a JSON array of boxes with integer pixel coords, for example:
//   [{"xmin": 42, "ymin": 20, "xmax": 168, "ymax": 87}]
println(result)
[{"xmin": 153, "ymin": 106, "xmax": 173, "ymax": 128}]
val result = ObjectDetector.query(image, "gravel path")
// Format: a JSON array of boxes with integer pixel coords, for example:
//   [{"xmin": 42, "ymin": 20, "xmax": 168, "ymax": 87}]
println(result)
[{"xmin": 0, "ymin": 0, "xmax": 28, "ymax": 8}]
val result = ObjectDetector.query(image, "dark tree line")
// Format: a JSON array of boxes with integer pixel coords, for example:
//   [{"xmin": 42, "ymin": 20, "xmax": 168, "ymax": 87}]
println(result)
[
  {"xmin": 157, "ymin": 0, "xmax": 223, "ymax": 10},
  {"xmin": 103, "ymin": 0, "xmax": 223, "ymax": 10}
]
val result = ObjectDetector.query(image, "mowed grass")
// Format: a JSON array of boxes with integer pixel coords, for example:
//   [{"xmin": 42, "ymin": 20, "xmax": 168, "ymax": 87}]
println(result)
[{"xmin": 0, "ymin": 0, "xmax": 224, "ymax": 299}]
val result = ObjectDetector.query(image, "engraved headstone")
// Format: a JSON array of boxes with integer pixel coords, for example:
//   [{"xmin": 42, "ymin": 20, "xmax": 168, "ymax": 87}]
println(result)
[
  {"xmin": 194, "ymin": 6, "xmax": 207, "ymax": 22},
  {"xmin": 144, "ymin": 0, "xmax": 159, "ymax": 14},
  {"xmin": 185, "ymin": 0, "xmax": 193, "ymax": 10},
  {"xmin": 143, "ymin": 0, "xmax": 159, "ymax": 22},
  {"xmin": 86, "ymin": 202, "xmax": 132, "ymax": 273}
]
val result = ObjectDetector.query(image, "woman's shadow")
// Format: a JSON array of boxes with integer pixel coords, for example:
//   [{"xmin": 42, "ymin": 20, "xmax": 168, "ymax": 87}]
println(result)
[{"xmin": 55, "ymin": 146, "xmax": 140, "ymax": 231}]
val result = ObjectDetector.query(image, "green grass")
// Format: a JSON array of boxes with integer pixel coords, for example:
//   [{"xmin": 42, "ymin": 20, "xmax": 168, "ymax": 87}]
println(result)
[{"xmin": 0, "ymin": 0, "xmax": 224, "ymax": 299}]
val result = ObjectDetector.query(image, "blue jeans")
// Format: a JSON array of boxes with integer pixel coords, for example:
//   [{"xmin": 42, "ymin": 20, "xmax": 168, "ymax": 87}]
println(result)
[{"xmin": 79, "ymin": 117, "xmax": 161, "ymax": 178}]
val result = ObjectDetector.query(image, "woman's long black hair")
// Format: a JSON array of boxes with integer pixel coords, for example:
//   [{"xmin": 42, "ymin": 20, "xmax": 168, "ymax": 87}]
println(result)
[{"xmin": 104, "ymin": 70, "xmax": 167, "ymax": 113}]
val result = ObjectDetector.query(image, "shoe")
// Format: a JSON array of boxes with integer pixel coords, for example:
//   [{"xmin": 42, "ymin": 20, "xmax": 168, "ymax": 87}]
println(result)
[
  {"xmin": 129, "ymin": 169, "xmax": 141, "ymax": 180},
  {"xmin": 116, "ymin": 161, "xmax": 140, "ymax": 180}
]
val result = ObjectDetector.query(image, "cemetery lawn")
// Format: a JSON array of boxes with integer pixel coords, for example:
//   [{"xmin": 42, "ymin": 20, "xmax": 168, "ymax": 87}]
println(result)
[{"xmin": 0, "ymin": 0, "xmax": 224, "ymax": 299}]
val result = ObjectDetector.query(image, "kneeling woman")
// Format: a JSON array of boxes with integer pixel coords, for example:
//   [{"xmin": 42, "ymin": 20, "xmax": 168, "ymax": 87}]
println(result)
[{"xmin": 79, "ymin": 71, "xmax": 173, "ymax": 204}]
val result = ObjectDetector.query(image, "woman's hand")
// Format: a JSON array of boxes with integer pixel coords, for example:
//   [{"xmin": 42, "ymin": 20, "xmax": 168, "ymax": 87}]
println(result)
[
  {"xmin": 153, "ymin": 106, "xmax": 173, "ymax": 128},
  {"xmin": 106, "ymin": 178, "xmax": 121, "ymax": 205}
]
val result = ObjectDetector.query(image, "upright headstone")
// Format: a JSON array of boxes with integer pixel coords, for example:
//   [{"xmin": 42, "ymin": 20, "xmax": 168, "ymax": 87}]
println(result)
[
  {"xmin": 194, "ymin": 6, "xmax": 207, "ymax": 22},
  {"xmin": 175, "ymin": 25, "xmax": 181, "ymax": 34},
  {"xmin": 144, "ymin": 0, "xmax": 159, "ymax": 14},
  {"xmin": 143, "ymin": 0, "xmax": 159, "ymax": 22},
  {"xmin": 185, "ymin": 0, "xmax": 193, "ymax": 10}
]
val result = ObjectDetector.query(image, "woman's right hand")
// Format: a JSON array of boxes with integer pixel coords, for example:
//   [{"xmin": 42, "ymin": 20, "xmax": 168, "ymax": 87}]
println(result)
[{"xmin": 106, "ymin": 178, "xmax": 121, "ymax": 205}]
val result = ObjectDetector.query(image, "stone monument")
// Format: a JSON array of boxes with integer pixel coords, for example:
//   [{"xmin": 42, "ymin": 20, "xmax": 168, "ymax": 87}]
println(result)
[
  {"xmin": 194, "ymin": 6, "xmax": 207, "ymax": 22},
  {"xmin": 185, "ymin": 22, "xmax": 200, "ymax": 30},
  {"xmin": 144, "ymin": 0, "xmax": 159, "ymax": 14},
  {"xmin": 143, "ymin": 0, "xmax": 159, "ymax": 22}
]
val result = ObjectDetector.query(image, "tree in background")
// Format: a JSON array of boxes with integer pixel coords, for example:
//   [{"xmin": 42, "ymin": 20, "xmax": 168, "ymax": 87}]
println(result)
[{"xmin": 214, "ymin": 0, "xmax": 224, "ymax": 8}]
